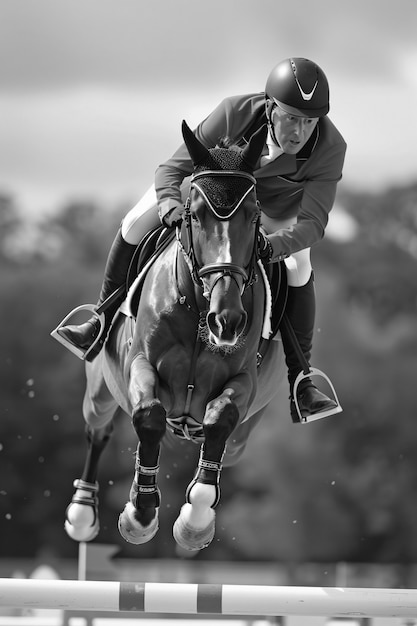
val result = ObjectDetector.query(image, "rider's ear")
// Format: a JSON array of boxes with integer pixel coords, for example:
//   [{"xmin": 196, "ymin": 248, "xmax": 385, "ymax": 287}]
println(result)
[{"xmin": 265, "ymin": 98, "xmax": 273, "ymax": 113}]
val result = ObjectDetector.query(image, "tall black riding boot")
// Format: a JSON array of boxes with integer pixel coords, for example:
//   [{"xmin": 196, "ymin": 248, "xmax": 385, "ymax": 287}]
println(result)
[
  {"xmin": 280, "ymin": 272, "xmax": 338, "ymax": 422},
  {"xmin": 57, "ymin": 228, "xmax": 137, "ymax": 360}
]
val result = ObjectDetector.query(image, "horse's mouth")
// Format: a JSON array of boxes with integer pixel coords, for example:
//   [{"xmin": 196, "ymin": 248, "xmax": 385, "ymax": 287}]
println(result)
[{"xmin": 198, "ymin": 320, "xmax": 246, "ymax": 355}]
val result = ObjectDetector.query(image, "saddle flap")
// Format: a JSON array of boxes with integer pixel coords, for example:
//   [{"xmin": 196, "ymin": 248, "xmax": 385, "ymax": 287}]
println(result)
[
  {"xmin": 256, "ymin": 260, "xmax": 288, "ymax": 368},
  {"xmin": 125, "ymin": 227, "xmax": 176, "ymax": 318}
]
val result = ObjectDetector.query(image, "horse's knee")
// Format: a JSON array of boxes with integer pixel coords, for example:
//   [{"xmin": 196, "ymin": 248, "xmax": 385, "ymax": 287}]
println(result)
[
  {"xmin": 132, "ymin": 399, "xmax": 166, "ymax": 444},
  {"xmin": 203, "ymin": 399, "xmax": 239, "ymax": 440}
]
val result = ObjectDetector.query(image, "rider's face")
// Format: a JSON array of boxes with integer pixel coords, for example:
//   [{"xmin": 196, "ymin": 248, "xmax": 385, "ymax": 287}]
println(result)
[{"xmin": 270, "ymin": 103, "xmax": 319, "ymax": 154}]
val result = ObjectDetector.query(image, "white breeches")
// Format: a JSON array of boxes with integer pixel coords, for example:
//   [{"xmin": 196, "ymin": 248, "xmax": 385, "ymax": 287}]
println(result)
[
  {"xmin": 121, "ymin": 184, "xmax": 312, "ymax": 288},
  {"xmin": 260, "ymin": 214, "xmax": 312, "ymax": 287},
  {"xmin": 121, "ymin": 184, "xmax": 161, "ymax": 244}
]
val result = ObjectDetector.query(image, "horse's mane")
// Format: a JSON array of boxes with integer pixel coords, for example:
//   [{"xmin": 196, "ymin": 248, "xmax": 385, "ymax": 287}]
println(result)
[{"xmin": 194, "ymin": 137, "xmax": 255, "ymax": 209}]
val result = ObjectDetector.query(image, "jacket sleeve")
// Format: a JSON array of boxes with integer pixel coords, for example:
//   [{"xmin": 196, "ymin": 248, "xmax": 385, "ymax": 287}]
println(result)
[
  {"xmin": 267, "ymin": 140, "xmax": 347, "ymax": 259},
  {"xmin": 155, "ymin": 98, "xmax": 235, "ymax": 222}
]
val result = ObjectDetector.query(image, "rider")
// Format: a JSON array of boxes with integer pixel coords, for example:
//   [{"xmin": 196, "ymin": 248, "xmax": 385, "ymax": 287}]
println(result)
[{"xmin": 58, "ymin": 57, "xmax": 346, "ymax": 422}]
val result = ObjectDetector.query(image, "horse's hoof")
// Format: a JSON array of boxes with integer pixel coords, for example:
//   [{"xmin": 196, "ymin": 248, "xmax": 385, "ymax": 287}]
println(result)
[
  {"xmin": 65, "ymin": 479, "xmax": 100, "ymax": 542},
  {"xmin": 118, "ymin": 502, "xmax": 159, "ymax": 545},
  {"xmin": 173, "ymin": 508, "xmax": 216, "ymax": 551},
  {"xmin": 64, "ymin": 518, "xmax": 100, "ymax": 542}
]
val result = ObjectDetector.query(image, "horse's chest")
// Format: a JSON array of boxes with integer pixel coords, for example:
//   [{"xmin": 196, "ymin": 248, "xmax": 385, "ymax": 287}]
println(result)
[{"xmin": 156, "ymin": 342, "xmax": 233, "ymax": 386}]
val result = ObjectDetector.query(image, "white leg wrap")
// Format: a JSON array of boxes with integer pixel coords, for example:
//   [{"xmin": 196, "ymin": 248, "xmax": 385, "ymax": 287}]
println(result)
[{"xmin": 182, "ymin": 483, "xmax": 217, "ymax": 528}]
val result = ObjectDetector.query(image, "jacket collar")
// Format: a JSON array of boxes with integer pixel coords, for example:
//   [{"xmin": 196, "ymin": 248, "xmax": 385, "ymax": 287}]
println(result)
[
  {"xmin": 254, "ymin": 152, "xmax": 296, "ymax": 176},
  {"xmin": 254, "ymin": 123, "xmax": 320, "ymax": 176}
]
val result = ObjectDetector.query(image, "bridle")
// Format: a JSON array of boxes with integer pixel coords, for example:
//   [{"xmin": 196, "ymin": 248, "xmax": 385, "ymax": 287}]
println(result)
[{"xmin": 176, "ymin": 169, "xmax": 261, "ymax": 300}]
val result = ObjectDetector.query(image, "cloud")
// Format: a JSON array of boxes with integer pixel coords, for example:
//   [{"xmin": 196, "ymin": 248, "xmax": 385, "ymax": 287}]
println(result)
[
  {"xmin": 1, "ymin": 0, "xmax": 417, "ymax": 214},
  {"xmin": 2, "ymin": 0, "xmax": 416, "ymax": 91}
]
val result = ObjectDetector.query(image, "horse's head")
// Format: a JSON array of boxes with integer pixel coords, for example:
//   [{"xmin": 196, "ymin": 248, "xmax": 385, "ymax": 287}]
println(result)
[{"xmin": 180, "ymin": 120, "xmax": 267, "ymax": 349}]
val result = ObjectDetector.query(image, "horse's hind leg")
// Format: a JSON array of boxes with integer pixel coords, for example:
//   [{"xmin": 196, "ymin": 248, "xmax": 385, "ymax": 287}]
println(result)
[
  {"xmin": 65, "ymin": 361, "xmax": 117, "ymax": 542},
  {"xmin": 118, "ymin": 399, "xmax": 167, "ymax": 545},
  {"xmin": 173, "ymin": 390, "xmax": 239, "ymax": 551},
  {"xmin": 65, "ymin": 421, "xmax": 113, "ymax": 542}
]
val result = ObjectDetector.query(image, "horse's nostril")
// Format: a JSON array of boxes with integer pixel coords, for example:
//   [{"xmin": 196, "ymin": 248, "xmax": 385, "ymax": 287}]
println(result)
[
  {"xmin": 206, "ymin": 312, "xmax": 218, "ymax": 336},
  {"xmin": 206, "ymin": 310, "xmax": 247, "ymax": 343}
]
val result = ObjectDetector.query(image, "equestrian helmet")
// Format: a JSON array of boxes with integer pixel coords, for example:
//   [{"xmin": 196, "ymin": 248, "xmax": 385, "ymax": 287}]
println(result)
[{"xmin": 265, "ymin": 57, "xmax": 329, "ymax": 117}]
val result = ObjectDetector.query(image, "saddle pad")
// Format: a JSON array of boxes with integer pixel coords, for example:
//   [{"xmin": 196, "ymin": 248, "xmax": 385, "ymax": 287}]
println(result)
[{"xmin": 257, "ymin": 260, "xmax": 273, "ymax": 339}]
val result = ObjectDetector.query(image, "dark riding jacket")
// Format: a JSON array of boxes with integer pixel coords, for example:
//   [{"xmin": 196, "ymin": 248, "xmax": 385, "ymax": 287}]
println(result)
[{"xmin": 155, "ymin": 93, "xmax": 347, "ymax": 260}]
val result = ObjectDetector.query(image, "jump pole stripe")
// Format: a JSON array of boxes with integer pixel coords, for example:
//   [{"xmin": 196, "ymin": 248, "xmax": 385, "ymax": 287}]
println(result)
[
  {"xmin": 1, "ymin": 579, "xmax": 417, "ymax": 618},
  {"xmin": 119, "ymin": 582, "xmax": 223, "ymax": 613}
]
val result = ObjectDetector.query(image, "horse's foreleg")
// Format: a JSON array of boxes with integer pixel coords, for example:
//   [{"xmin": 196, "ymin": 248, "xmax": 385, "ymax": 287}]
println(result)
[
  {"xmin": 65, "ymin": 422, "xmax": 113, "ymax": 542},
  {"xmin": 173, "ymin": 389, "xmax": 239, "ymax": 551},
  {"xmin": 118, "ymin": 354, "xmax": 166, "ymax": 544}
]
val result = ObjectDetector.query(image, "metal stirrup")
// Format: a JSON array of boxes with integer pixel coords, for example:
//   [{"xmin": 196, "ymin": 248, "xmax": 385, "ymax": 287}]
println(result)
[
  {"xmin": 292, "ymin": 367, "xmax": 343, "ymax": 424},
  {"xmin": 281, "ymin": 313, "xmax": 342, "ymax": 424},
  {"xmin": 50, "ymin": 304, "xmax": 105, "ymax": 361}
]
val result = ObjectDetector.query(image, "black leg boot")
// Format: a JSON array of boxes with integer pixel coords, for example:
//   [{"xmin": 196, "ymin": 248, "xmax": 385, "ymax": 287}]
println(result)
[
  {"xmin": 280, "ymin": 272, "xmax": 338, "ymax": 423},
  {"xmin": 57, "ymin": 228, "xmax": 137, "ymax": 360}
]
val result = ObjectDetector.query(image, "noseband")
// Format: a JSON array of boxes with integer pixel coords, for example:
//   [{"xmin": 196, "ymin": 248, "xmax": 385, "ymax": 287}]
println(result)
[{"xmin": 177, "ymin": 169, "xmax": 260, "ymax": 299}]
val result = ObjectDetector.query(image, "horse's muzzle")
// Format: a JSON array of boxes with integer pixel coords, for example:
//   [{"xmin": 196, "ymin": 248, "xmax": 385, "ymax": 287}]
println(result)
[{"xmin": 206, "ymin": 308, "xmax": 247, "ymax": 346}]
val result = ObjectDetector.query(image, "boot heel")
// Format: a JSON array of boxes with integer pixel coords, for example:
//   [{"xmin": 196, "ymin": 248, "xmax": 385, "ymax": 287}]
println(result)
[
  {"xmin": 292, "ymin": 366, "xmax": 343, "ymax": 424},
  {"xmin": 51, "ymin": 305, "xmax": 105, "ymax": 361}
]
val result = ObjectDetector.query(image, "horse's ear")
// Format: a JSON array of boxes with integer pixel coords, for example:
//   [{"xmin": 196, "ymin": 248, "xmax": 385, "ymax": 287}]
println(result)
[
  {"xmin": 241, "ymin": 124, "xmax": 268, "ymax": 171},
  {"xmin": 182, "ymin": 120, "xmax": 211, "ymax": 167}
]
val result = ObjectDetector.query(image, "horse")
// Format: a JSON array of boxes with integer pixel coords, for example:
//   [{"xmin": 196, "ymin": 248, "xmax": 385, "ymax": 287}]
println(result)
[{"xmin": 63, "ymin": 121, "xmax": 288, "ymax": 551}]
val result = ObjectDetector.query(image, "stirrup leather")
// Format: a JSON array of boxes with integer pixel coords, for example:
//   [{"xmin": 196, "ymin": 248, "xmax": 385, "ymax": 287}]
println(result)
[
  {"xmin": 50, "ymin": 304, "xmax": 105, "ymax": 361},
  {"xmin": 293, "ymin": 366, "xmax": 343, "ymax": 424}
]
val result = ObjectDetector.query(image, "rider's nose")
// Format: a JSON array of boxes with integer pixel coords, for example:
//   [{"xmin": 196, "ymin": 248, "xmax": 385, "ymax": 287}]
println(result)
[{"xmin": 293, "ymin": 119, "xmax": 304, "ymax": 137}]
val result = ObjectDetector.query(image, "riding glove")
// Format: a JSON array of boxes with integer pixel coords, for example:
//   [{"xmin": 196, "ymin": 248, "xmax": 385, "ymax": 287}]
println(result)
[{"xmin": 161, "ymin": 203, "xmax": 184, "ymax": 228}]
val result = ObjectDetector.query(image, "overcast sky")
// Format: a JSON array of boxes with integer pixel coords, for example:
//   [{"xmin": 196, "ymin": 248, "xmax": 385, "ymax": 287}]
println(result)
[{"xmin": 1, "ymin": 0, "xmax": 417, "ymax": 217}]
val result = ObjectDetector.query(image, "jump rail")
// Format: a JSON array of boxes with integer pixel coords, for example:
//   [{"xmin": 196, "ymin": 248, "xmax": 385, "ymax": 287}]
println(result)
[{"xmin": 1, "ymin": 579, "xmax": 417, "ymax": 618}]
